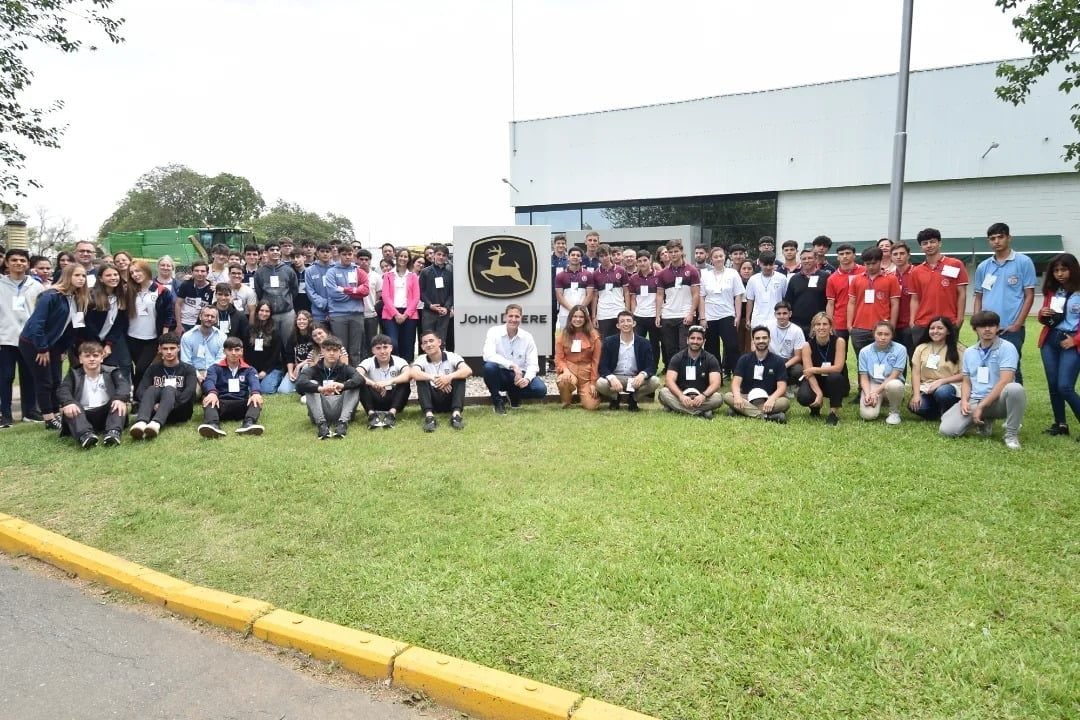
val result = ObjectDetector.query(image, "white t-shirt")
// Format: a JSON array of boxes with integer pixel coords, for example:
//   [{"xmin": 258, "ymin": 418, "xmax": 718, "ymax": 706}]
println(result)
[
  {"xmin": 766, "ymin": 320, "xmax": 806, "ymax": 360},
  {"xmin": 700, "ymin": 267, "xmax": 743, "ymax": 321},
  {"xmin": 412, "ymin": 350, "xmax": 466, "ymax": 377},
  {"xmin": 231, "ymin": 284, "xmax": 257, "ymax": 313},
  {"xmin": 79, "ymin": 373, "xmax": 109, "ymax": 409},
  {"xmin": 746, "ymin": 272, "xmax": 789, "ymax": 328},
  {"xmin": 359, "ymin": 354, "xmax": 409, "ymax": 382}
]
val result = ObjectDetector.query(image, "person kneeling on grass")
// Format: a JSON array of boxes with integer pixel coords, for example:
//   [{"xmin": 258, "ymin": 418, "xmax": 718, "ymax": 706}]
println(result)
[
  {"xmin": 412, "ymin": 330, "xmax": 471, "ymax": 432},
  {"xmin": 939, "ymin": 310, "xmax": 1026, "ymax": 450},
  {"xmin": 723, "ymin": 324, "xmax": 790, "ymax": 422},
  {"xmin": 357, "ymin": 333, "xmax": 412, "ymax": 429},
  {"xmin": 130, "ymin": 333, "xmax": 197, "ymax": 440},
  {"xmin": 57, "ymin": 341, "xmax": 130, "ymax": 448},
  {"xmin": 296, "ymin": 335, "xmax": 362, "ymax": 439},
  {"xmin": 857, "ymin": 321, "xmax": 907, "ymax": 425},
  {"xmin": 198, "ymin": 336, "xmax": 265, "ymax": 438}
]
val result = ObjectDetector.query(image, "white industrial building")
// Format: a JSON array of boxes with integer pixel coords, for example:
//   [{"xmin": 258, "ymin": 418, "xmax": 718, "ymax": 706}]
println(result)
[{"xmin": 508, "ymin": 57, "xmax": 1079, "ymax": 258}]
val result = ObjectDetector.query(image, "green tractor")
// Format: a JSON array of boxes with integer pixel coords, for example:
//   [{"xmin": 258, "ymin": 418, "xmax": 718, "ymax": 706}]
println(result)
[{"xmin": 103, "ymin": 227, "xmax": 255, "ymax": 271}]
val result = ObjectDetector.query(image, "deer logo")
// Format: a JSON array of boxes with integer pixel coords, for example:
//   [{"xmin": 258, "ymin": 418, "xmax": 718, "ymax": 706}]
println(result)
[{"xmin": 481, "ymin": 245, "xmax": 529, "ymax": 287}]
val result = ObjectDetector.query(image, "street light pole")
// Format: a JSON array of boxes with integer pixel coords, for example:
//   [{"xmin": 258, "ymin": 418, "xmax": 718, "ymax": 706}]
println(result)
[{"xmin": 887, "ymin": 0, "xmax": 915, "ymax": 243}]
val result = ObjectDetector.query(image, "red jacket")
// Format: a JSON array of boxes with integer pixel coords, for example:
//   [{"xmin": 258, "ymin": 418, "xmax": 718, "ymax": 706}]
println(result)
[{"xmin": 1037, "ymin": 292, "xmax": 1080, "ymax": 350}]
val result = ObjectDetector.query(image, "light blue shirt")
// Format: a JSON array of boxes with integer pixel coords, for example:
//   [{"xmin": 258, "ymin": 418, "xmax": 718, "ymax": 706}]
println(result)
[
  {"xmin": 180, "ymin": 326, "xmax": 226, "ymax": 371},
  {"xmin": 963, "ymin": 338, "xmax": 1018, "ymax": 402},
  {"xmin": 973, "ymin": 250, "xmax": 1036, "ymax": 326},
  {"xmin": 857, "ymin": 341, "xmax": 907, "ymax": 383},
  {"xmin": 1052, "ymin": 290, "xmax": 1080, "ymax": 333}
]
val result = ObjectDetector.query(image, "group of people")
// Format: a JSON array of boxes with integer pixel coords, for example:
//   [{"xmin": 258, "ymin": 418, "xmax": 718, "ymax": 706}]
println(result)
[{"xmin": 546, "ymin": 223, "xmax": 1079, "ymax": 451}]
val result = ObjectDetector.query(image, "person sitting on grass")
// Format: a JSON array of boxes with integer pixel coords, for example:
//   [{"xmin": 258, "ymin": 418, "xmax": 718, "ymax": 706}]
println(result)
[
  {"xmin": 857, "ymin": 321, "xmax": 907, "ymax": 425},
  {"xmin": 180, "ymin": 306, "xmax": 225, "ymax": 388},
  {"xmin": 658, "ymin": 325, "xmax": 723, "ymax": 418},
  {"xmin": 244, "ymin": 301, "xmax": 284, "ymax": 394},
  {"xmin": 939, "ymin": 310, "xmax": 1026, "ymax": 450},
  {"xmin": 596, "ymin": 310, "xmax": 660, "ymax": 411},
  {"xmin": 295, "ymin": 335, "xmax": 362, "ymax": 439},
  {"xmin": 724, "ymin": 324, "xmax": 790, "ymax": 422},
  {"xmin": 357, "ymin": 333, "xmax": 412, "ymax": 429},
  {"xmin": 198, "ymin": 336, "xmax": 265, "ymax": 438},
  {"xmin": 796, "ymin": 311, "xmax": 849, "ymax": 425},
  {"xmin": 908, "ymin": 316, "xmax": 964, "ymax": 421},
  {"xmin": 56, "ymin": 341, "xmax": 129, "ymax": 448},
  {"xmin": 412, "ymin": 330, "xmax": 471, "ymax": 432},
  {"xmin": 129, "ymin": 333, "xmax": 197, "ymax": 440}
]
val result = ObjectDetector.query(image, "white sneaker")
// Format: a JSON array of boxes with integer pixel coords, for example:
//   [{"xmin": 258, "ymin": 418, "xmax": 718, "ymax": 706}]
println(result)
[
  {"xmin": 143, "ymin": 421, "xmax": 161, "ymax": 439},
  {"xmin": 886, "ymin": 412, "xmax": 902, "ymax": 426},
  {"xmin": 128, "ymin": 421, "xmax": 147, "ymax": 440},
  {"xmin": 1004, "ymin": 434, "xmax": 1021, "ymax": 450}
]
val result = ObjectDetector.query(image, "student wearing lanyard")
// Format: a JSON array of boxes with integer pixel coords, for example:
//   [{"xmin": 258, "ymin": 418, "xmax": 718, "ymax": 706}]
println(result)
[
  {"xmin": 654, "ymin": 241, "xmax": 702, "ymax": 367},
  {"xmin": 1036, "ymin": 253, "xmax": 1080, "ymax": 437},
  {"xmin": 724, "ymin": 324, "xmax": 789, "ymax": 422},
  {"xmin": 697, "ymin": 246, "xmax": 744, "ymax": 382},
  {"xmin": 659, "ymin": 325, "xmax": 723, "ymax": 418},
  {"xmin": 129, "ymin": 333, "xmax": 198, "ymax": 440},
  {"xmin": 295, "ymin": 335, "xmax": 363, "ymax": 439},
  {"xmin": 1, "ymin": 248, "xmax": 45, "ymax": 426},
  {"xmin": 856, "ymin": 321, "xmax": 907, "ymax": 425},
  {"xmin": 589, "ymin": 244, "xmax": 629, "ymax": 339},
  {"xmin": 180, "ymin": 306, "xmax": 226, "ymax": 387},
  {"xmin": 554, "ymin": 305, "xmax": 602, "ymax": 410},
  {"xmin": 197, "ymin": 336, "xmax": 265, "ymax": 437},
  {"xmin": 796, "ymin": 312, "xmax": 849, "ymax": 425},
  {"xmin": 80, "ymin": 263, "xmax": 130, "ymax": 382},
  {"xmin": 939, "ymin": 310, "xmax": 1026, "ymax": 449},
  {"xmin": 126, "ymin": 260, "xmax": 176, "ymax": 392},
  {"xmin": 626, "ymin": 250, "xmax": 661, "ymax": 365},
  {"xmin": 554, "ymin": 247, "xmax": 592, "ymax": 332},
  {"xmin": 973, "ymin": 222, "xmax": 1036, "ymax": 384},
  {"xmin": 357, "ymin": 333, "xmax": 412, "ymax": 429},
  {"xmin": 412, "ymin": 330, "xmax": 472, "ymax": 432},
  {"xmin": 908, "ymin": 316, "xmax": 964, "ymax": 421},
  {"xmin": 847, "ymin": 247, "xmax": 901, "ymax": 360}
]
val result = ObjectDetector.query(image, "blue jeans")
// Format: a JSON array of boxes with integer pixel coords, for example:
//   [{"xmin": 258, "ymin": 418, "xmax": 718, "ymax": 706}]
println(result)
[
  {"xmin": 482, "ymin": 362, "xmax": 547, "ymax": 404},
  {"xmin": 277, "ymin": 372, "xmax": 298, "ymax": 395},
  {"xmin": 1041, "ymin": 331, "xmax": 1080, "ymax": 425},
  {"xmin": 998, "ymin": 326, "xmax": 1026, "ymax": 384},
  {"xmin": 382, "ymin": 317, "xmax": 417, "ymax": 363},
  {"xmin": 258, "ymin": 368, "xmax": 284, "ymax": 395},
  {"xmin": 911, "ymin": 383, "xmax": 959, "ymax": 420}
]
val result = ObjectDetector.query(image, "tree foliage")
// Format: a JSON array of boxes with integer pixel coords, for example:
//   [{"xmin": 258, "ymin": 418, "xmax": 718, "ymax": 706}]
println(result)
[
  {"xmin": 1, "ymin": 0, "xmax": 124, "ymax": 208},
  {"xmin": 995, "ymin": 0, "xmax": 1080, "ymax": 167},
  {"xmin": 98, "ymin": 164, "xmax": 265, "ymax": 236},
  {"xmin": 251, "ymin": 200, "xmax": 355, "ymax": 244}
]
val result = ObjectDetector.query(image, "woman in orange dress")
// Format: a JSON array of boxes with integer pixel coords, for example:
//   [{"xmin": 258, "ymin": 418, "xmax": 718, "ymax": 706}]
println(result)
[{"xmin": 555, "ymin": 304, "xmax": 601, "ymax": 409}]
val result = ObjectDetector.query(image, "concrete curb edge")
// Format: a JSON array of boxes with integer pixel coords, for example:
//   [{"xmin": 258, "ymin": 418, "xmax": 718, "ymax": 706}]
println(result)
[{"xmin": 0, "ymin": 513, "xmax": 660, "ymax": 720}]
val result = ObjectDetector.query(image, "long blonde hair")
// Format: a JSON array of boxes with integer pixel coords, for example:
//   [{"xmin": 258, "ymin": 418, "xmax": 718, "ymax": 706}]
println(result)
[{"xmin": 52, "ymin": 263, "xmax": 91, "ymax": 313}]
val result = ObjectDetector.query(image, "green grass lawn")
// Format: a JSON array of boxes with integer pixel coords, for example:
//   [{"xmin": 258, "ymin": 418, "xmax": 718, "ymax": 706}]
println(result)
[{"xmin": 1, "ymin": 323, "xmax": 1077, "ymax": 719}]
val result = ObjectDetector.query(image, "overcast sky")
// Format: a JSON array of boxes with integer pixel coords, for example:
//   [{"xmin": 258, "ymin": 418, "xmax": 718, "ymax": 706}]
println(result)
[{"xmin": 14, "ymin": 0, "xmax": 1029, "ymax": 246}]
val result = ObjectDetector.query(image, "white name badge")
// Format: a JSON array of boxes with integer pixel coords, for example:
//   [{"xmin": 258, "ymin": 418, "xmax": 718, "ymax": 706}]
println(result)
[
  {"xmin": 269, "ymin": 275, "xmax": 280, "ymax": 288},
  {"xmin": 808, "ymin": 275, "xmax": 819, "ymax": 288},
  {"xmin": 753, "ymin": 365, "xmax": 764, "ymax": 380},
  {"xmin": 976, "ymin": 366, "xmax": 990, "ymax": 384},
  {"xmin": 321, "ymin": 379, "xmax": 335, "ymax": 388},
  {"xmin": 864, "ymin": 289, "xmax": 876, "ymax": 304},
  {"xmin": 85, "ymin": 274, "xmax": 96, "ymax": 288},
  {"xmin": 163, "ymin": 377, "xmax": 178, "ymax": 388},
  {"xmin": 674, "ymin": 277, "xmax": 683, "ymax": 288},
  {"xmin": 925, "ymin": 353, "xmax": 940, "ymax": 370},
  {"xmin": 434, "ymin": 276, "xmax": 444, "ymax": 289},
  {"xmin": 872, "ymin": 363, "xmax": 886, "ymax": 379},
  {"xmin": 196, "ymin": 345, "xmax": 207, "ymax": 359},
  {"xmin": 605, "ymin": 282, "xmax": 613, "ymax": 291},
  {"xmin": 254, "ymin": 338, "xmax": 264, "ymax": 352},
  {"xmin": 942, "ymin": 265, "xmax": 960, "ymax": 279},
  {"xmin": 247, "ymin": 278, "xmax": 255, "ymax": 288},
  {"xmin": 298, "ymin": 282, "xmax": 306, "ymax": 294},
  {"xmin": 639, "ymin": 284, "xmax": 648, "ymax": 296},
  {"xmin": 228, "ymin": 378, "xmax": 241, "ymax": 393},
  {"xmin": 347, "ymin": 270, "xmax": 357, "ymax": 284},
  {"xmin": 72, "ymin": 312, "xmax": 86, "ymax": 328},
  {"xmin": 12, "ymin": 296, "xmax": 26, "ymax": 311},
  {"xmin": 981, "ymin": 274, "xmax": 997, "ymax": 291},
  {"xmin": 220, "ymin": 320, "xmax": 230, "ymax": 335},
  {"xmin": 570, "ymin": 281, "xmax": 579, "ymax": 291},
  {"xmin": 684, "ymin": 365, "xmax": 696, "ymax": 381},
  {"xmin": 1050, "ymin": 296, "xmax": 1066, "ymax": 313},
  {"xmin": 571, "ymin": 339, "xmax": 582, "ymax": 353}
]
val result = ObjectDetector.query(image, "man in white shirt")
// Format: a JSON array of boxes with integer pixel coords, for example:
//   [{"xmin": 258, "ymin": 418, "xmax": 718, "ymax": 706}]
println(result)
[
  {"xmin": 482, "ymin": 303, "xmax": 547, "ymax": 414},
  {"xmin": 413, "ymin": 330, "xmax": 472, "ymax": 431},
  {"xmin": 745, "ymin": 252, "xmax": 789, "ymax": 329},
  {"xmin": 766, "ymin": 301, "xmax": 807, "ymax": 385},
  {"xmin": 357, "ymin": 333, "xmax": 411, "ymax": 429}
]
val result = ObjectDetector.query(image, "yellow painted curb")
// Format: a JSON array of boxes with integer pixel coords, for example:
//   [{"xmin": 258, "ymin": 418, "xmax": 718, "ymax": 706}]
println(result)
[
  {"xmin": 573, "ymin": 698, "xmax": 661, "ymax": 720},
  {"xmin": 393, "ymin": 646, "xmax": 581, "ymax": 720},
  {"xmin": 253, "ymin": 609, "xmax": 408, "ymax": 680},
  {"xmin": 0, "ymin": 516, "xmax": 53, "ymax": 555},
  {"xmin": 165, "ymin": 585, "xmax": 274, "ymax": 633}
]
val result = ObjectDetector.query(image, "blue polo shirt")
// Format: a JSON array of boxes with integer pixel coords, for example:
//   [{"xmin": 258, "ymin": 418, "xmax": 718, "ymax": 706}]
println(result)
[
  {"xmin": 973, "ymin": 251, "xmax": 1036, "ymax": 326},
  {"xmin": 857, "ymin": 341, "xmax": 907, "ymax": 383},
  {"xmin": 1051, "ymin": 290, "xmax": 1080, "ymax": 333},
  {"xmin": 963, "ymin": 338, "xmax": 1018, "ymax": 402}
]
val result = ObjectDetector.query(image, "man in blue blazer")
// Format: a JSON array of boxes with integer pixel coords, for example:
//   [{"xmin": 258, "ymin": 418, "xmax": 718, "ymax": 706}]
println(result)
[{"xmin": 596, "ymin": 311, "xmax": 661, "ymax": 411}]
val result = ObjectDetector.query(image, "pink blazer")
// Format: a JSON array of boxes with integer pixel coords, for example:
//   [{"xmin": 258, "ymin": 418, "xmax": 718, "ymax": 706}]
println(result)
[{"xmin": 381, "ymin": 271, "xmax": 420, "ymax": 320}]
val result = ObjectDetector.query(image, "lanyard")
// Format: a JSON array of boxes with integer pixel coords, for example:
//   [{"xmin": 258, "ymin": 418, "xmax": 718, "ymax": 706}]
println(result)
[
  {"xmin": 978, "ymin": 344, "xmax": 994, "ymax": 367},
  {"xmin": 872, "ymin": 346, "xmax": 892, "ymax": 369},
  {"xmin": 816, "ymin": 339, "xmax": 832, "ymax": 365}
]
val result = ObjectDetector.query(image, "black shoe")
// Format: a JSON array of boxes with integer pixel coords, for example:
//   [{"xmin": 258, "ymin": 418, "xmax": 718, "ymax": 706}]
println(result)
[
  {"xmin": 236, "ymin": 419, "xmax": 264, "ymax": 435},
  {"xmin": 367, "ymin": 413, "xmax": 382, "ymax": 430},
  {"xmin": 764, "ymin": 412, "xmax": 787, "ymax": 424},
  {"xmin": 423, "ymin": 415, "xmax": 437, "ymax": 432},
  {"xmin": 809, "ymin": 406, "xmax": 821, "ymax": 418},
  {"xmin": 826, "ymin": 413, "xmax": 839, "ymax": 426},
  {"xmin": 334, "ymin": 421, "xmax": 348, "ymax": 438},
  {"xmin": 492, "ymin": 397, "xmax": 507, "ymax": 415},
  {"xmin": 0, "ymin": 416, "xmax": 12, "ymax": 429},
  {"xmin": 21, "ymin": 411, "xmax": 44, "ymax": 423},
  {"xmin": 509, "ymin": 398, "xmax": 523, "ymax": 410},
  {"xmin": 317, "ymin": 422, "xmax": 331, "ymax": 440},
  {"xmin": 45, "ymin": 416, "xmax": 63, "ymax": 431},
  {"xmin": 701, "ymin": 410, "xmax": 714, "ymax": 420},
  {"xmin": 382, "ymin": 412, "xmax": 396, "ymax": 429},
  {"xmin": 626, "ymin": 396, "xmax": 640, "ymax": 412},
  {"xmin": 102, "ymin": 430, "xmax": 121, "ymax": 447},
  {"xmin": 1043, "ymin": 424, "xmax": 1069, "ymax": 436},
  {"xmin": 199, "ymin": 423, "xmax": 225, "ymax": 438},
  {"xmin": 608, "ymin": 397, "xmax": 620, "ymax": 411},
  {"xmin": 450, "ymin": 413, "xmax": 464, "ymax": 430},
  {"xmin": 79, "ymin": 432, "xmax": 98, "ymax": 449}
]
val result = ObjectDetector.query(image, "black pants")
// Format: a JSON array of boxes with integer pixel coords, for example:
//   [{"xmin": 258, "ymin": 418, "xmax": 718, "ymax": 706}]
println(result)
[
  {"xmin": 420, "ymin": 309, "xmax": 452, "ymax": 346},
  {"xmin": 0, "ymin": 344, "xmax": 37, "ymax": 418},
  {"xmin": 596, "ymin": 318, "xmax": 618, "ymax": 340},
  {"xmin": 136, "ymin": 385, "xmax": 194, "ymax": 425},
  {"xmin": 202, "ymin": 396, "xmax": 261, "ymax": 425},
  {"xmin": 706, "ymin": 317, "xmax": 739, "ymax": 374},
  {"xmin": 63, "ymin": 404, "xmax": 127, "ymax": 438},
  {"xmin": 659, "ymin": 318, "xmax": 688, "ymax": 368},
  {"xmin": 128, "ymin": 336, "xmax": 159, "ymax": 392},
  {"xmin": 19, "ymin": 340, "xmax": 64, "ymax": 415},
  {"xmin": 359, "ymin": 383, "xmax": 409, "ymax": 414},
  {"xmin": 797, "ymin": 373, "xmax": 851, "ymax": 408},
  {"xmin": 633, "ymin": 316, "xmax": 660, "ymax": 369},
  {"xmin": 416, "ymin": 379, "xmax": 465, "ymax": 414},
  {"xmin": 849, "ymin": 328, "xmax": 874, "ymax": 360},
  {"xmin": 363, "ymin": 317, "xmax": 381, "ymax": 361}
]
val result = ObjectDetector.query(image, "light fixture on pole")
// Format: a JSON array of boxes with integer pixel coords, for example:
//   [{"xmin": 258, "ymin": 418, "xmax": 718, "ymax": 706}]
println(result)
[
  {"xmin": 981, "ymin": 141, "xmax": 1000, "ymax": 159},
  {"xmin": 501, "ymin": 177, "xmax": 520, "ymax": 192}
]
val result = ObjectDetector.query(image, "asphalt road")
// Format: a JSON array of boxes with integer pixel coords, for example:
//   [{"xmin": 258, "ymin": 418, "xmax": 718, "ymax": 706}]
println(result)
[{"xmin": 0, "ymin": 559, "xmax": 437, "ymax": 720}]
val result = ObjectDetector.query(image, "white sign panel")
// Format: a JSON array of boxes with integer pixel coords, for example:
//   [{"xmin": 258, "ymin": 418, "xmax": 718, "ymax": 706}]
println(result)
[{"xmin": 452, "ymin": 225, "xmax": 552, "ymax": 358}]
